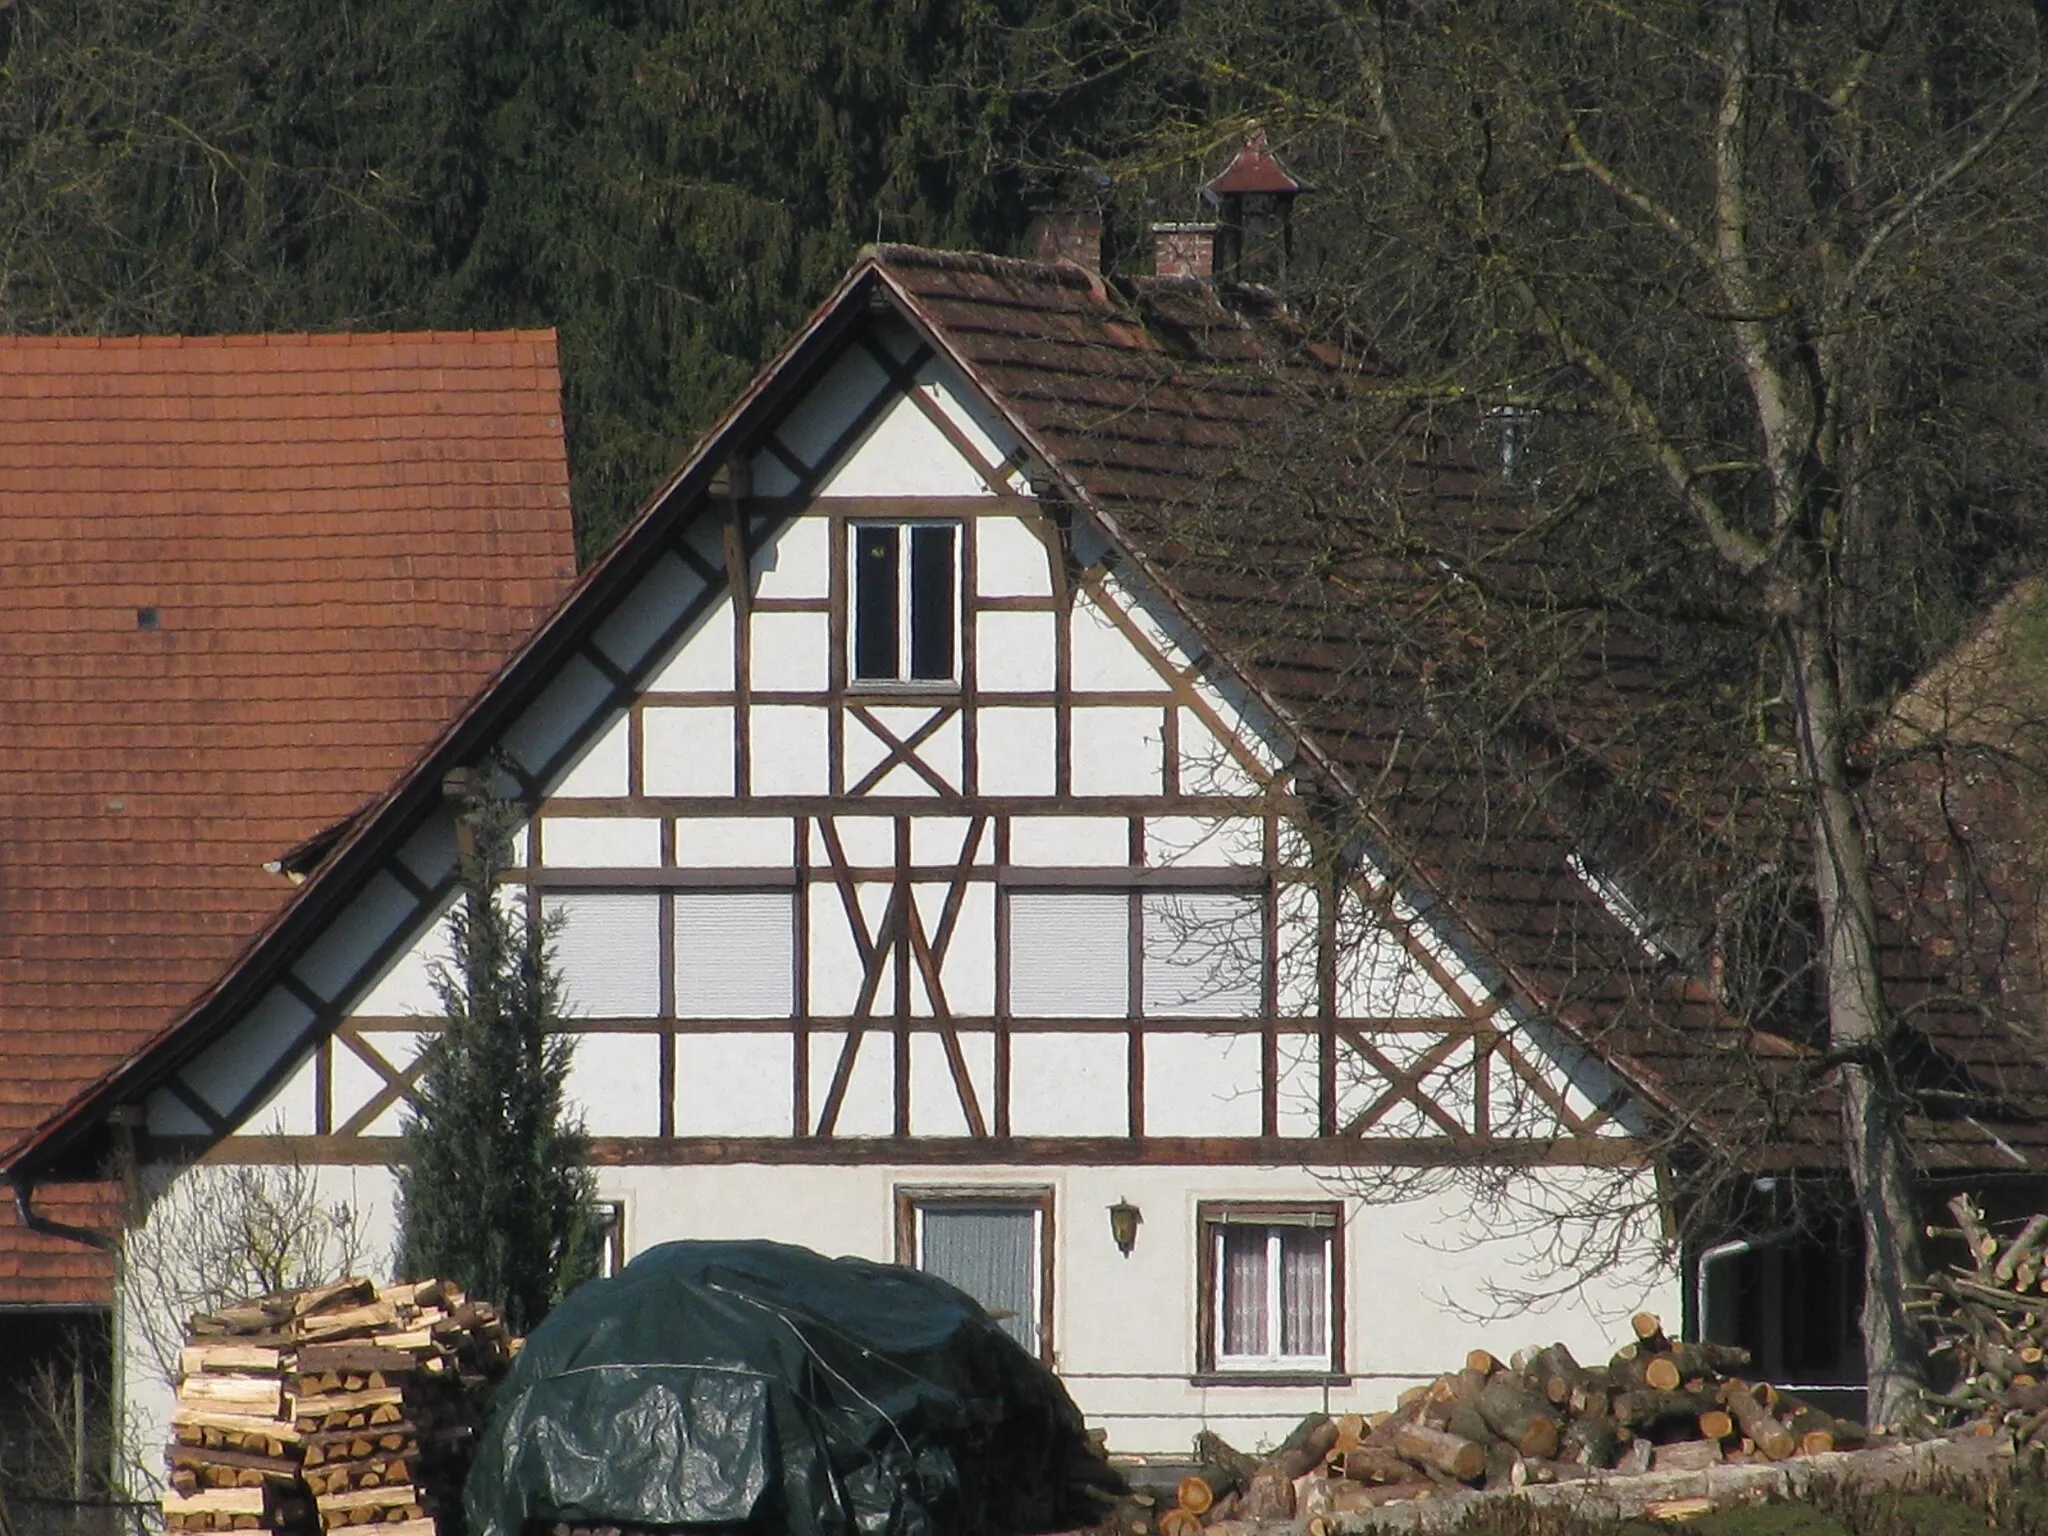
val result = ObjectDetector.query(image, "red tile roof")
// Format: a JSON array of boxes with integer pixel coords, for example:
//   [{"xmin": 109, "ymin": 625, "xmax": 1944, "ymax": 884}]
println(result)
[{"xmin": 0, "ymin": 332, "xmax": 577, "ymax": 1303}]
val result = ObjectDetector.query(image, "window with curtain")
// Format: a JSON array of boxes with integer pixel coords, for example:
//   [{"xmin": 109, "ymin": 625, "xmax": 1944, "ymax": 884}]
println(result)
[
  {"xmin": 902, "ymin": 1193, "xmax": 1049, "ymax": 1358},
  {"xmin": 1200, "ymin": 1204, "xmax": 1340, "ymax": 1373}
]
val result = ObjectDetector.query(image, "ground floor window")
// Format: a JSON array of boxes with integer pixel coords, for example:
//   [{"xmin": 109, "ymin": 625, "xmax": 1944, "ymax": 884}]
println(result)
[
  {"xmin": 592, "ymin": 1199, "xmax": 627, "ymax": 1278},
  {"xmin": 1196, "ymin": 1202, "xmax": 1342, "ymax": 1377},
  {"xmin": 895, "ymin": 1187, "xmax": 1053, "ymax": 1361}
]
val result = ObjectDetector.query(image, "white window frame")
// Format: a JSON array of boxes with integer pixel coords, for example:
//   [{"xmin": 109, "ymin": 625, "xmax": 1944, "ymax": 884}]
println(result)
[
  {"xmin": 593, "ymin": 1199, "xmax": 627, "ymax": 1278},
  {"xmin": 849, "ymin": 520, "xmax": 960, "ymax": 686},
  {"xmin": 1199, "ymin": 1203, "xmax": 1341, "ymax": 1377}
]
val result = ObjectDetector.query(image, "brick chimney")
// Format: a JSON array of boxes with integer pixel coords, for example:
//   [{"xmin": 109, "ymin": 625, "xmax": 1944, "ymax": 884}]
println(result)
[
  {"xmin": 1151, "ymin": 222, "xmax": 1218, "ymax": 279},
  {"xmin": 1029, "ymin": 210, "xmax": 1104, "ymax": 276}
]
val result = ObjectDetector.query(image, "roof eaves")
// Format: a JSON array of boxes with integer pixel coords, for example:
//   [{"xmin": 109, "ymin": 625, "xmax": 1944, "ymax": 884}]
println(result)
[{"xmin": 2, "ymin": 273, "xmax": 892, "ymax": 1185}]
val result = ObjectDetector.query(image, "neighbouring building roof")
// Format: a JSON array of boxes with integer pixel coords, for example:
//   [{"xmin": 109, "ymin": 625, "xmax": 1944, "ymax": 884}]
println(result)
[
  {"xmin": 9, "ymin": 246, "xmax": 2046, "ymax": 1255},
  {"xmin": 0, "ymin": 331, "xmax": 578, "ymax": 1302}
]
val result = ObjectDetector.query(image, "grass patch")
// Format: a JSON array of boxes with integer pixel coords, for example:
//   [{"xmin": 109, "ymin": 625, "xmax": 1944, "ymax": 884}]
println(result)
[{"xmin": 1441, "ymin": 1464, "xmax": 2048, "ymax": 1536}]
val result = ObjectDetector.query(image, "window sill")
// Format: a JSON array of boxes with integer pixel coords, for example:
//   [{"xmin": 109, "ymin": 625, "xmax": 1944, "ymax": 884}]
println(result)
[
  {"xmin": 846, "ymin": 679, "xmax": 963, "ymax": 696},
  {"xmin": 1190, "ymin": 1371, "xmax": 1351, "ymax": 1388}
]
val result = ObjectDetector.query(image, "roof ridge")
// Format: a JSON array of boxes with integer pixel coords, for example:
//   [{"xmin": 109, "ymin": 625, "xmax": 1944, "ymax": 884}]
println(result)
[
  {"xmin": 0, "ymin": 328, "xmax": 558, "ymax": 349},
  {"xmin": 868, "ymin": 242, "xmax": 1101, "ymax": 292}
]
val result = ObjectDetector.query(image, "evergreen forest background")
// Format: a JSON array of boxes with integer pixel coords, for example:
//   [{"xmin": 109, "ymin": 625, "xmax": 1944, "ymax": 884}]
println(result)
[{"xmin": 0, "ymin": 0, "xmax": 1176, "ymax": 554}]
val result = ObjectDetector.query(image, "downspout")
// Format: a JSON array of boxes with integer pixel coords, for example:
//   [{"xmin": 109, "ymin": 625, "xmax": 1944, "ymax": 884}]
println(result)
[
  {"xmin": 1694, "ymin": 1225, "xmax": 1798, "ymax": 1345},
  {"xmin": 10, "ymin": 1174, "xmax": 115, "ymax": 1251}
]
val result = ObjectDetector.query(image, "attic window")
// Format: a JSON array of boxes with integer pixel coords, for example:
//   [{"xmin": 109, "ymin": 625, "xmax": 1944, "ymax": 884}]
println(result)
[
  {"xmin": 136, "ymin": 607, "xmax": 160, "ymax": 630},
  {"xmin": 852, "ymin": 523, "xmax": 957, "ymax": 684}
]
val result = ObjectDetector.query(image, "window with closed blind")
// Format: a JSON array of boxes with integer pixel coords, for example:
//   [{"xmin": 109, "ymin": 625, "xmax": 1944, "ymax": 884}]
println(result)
[
  {"xmin": 673, "ymin": 891, "xmax": 794, "ymax": 1017},
  {"xmin": 1195, "ymin": 1202, "xmax": 1343, "ymax": 1378},
  {"xmin": 1005, "ymin": 889, "xmax": 1266, "ymax": 1018},
  {"xmin": 895, "ymin": 1187, "xmax": 1054, "ymax": 1360},
  {"xmin": 541, "ymin": 889, "xmax": 795, "ymax": 1021},
  {"xmin": 1008, "ymin": 892, "xmax": 1128, "ymax": 1016},
  {"xmin": 544, "ymin": 892, "xmax": 661, "ymax": 1017}
]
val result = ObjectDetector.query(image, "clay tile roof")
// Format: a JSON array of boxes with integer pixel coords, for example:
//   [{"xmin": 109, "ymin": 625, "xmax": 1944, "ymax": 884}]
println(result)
[
  {"xmin": 1202, "ymin": 130, "xmax": 1309, "ymax": 199},
  {"xmin": 0, "ymin": 331, "xmax": 577, "ymax": 1303},
  {"xmin": 873, "ymin": 244, "xmax": 2048, "ymax": 1174}
]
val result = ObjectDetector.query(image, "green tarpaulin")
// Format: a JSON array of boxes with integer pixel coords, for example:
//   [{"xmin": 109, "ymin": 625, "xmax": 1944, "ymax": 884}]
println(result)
[{"xmin": 466, "ymin": 1240, "xmax": 1099, "ymax": 1536}]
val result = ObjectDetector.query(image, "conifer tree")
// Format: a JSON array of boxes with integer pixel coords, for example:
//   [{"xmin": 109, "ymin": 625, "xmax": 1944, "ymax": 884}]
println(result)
[{"xmin": 395, "ymin": 775, "xmax": 596, "ymax": 1334}]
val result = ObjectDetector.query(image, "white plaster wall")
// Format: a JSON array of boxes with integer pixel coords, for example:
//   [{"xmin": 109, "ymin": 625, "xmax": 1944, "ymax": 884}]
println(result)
[{"xmin": 586, "ymin": 1160, "xmax": 1678, "ymax": 1456}]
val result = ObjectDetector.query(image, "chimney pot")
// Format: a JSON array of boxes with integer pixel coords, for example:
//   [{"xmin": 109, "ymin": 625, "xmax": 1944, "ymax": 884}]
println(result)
[
  {"xmin": 1030, "ymin": 209, "xmax": 1104, "ymax": 276},
  {"xmin": 1151, "ymin": 222, "xmax": 1218, "ymax": 279}
]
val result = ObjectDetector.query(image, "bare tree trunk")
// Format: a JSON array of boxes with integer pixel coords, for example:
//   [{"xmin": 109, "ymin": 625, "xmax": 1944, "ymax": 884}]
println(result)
[{"xmin": 1783, "ymin": 604, "xmax": 1926, "ymax": 1425}]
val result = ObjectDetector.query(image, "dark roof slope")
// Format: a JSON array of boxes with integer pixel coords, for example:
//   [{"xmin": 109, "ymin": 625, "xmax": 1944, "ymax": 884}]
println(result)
[
  {"xmin": 0, "ymin": 332, "xmax": 577, "ymax": 1301},
  {"xmin": 873, "ymin": 244, "xmax": 2048, "ymax": 1174}
]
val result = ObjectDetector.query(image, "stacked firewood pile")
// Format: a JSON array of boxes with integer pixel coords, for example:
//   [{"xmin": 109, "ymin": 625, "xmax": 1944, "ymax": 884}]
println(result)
[
  {"xmin": 164, "ymin": 1276, "xmax": 516, "ymax": 1536},
  {"xmin": 1110, "ymin": 1313, "xmax": 1868, "ymax": 1536},
  {"xmin": 1920, "ymin": 1195, "xmax": 2048, "ymax": 1444}
]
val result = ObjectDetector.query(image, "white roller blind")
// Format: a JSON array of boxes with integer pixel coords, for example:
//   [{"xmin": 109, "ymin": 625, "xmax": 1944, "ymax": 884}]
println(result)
[
  {"xmin": 1009, "ymin": 892, "xmax": 1128, "ymax": 1017},
  {"xmin": 920, "ymin": 1203, "xmax": 1038, "ymax": 1354},
  {"xmin": 674, "ymin": 891, "xmax": 795, "ymax": 1017},
  {"xmin": 1143, "ymin": 892, "xmax": 1262, "ymax": 1016},
  {"xmin": 545, "ymin": 893, "xmax": 661, "ymax": 1017}
]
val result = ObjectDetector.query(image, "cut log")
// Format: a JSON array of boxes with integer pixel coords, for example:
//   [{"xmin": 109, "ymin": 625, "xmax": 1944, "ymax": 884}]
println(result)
[
  {"xmin": 1191, "ymin": 1432, "xmax": 1259, "ymax": 1492},
  {"xmin": 293, "ymin": 1302, "xmax": 398, "ymax": 1341},
  {"xmin": 180, "ymin": 1345, "xmax": 284, "ymax": 1377},
  {"xmin": 1717, "ymin": 1380, "xmax": 1795, "ymax": 1460},
  {"xmin": 1336, "ymin": 1447, "xmax": 1417, "ymax": 1486},
  {"xmin": 1238, "ymin": 1465, "xmax": 1295, "ymax": 1522},
  {"xmin": 1643, "ymin": 1356, "xmax": 1684, "ymax": 1392},
  {"xmin": 1268, "ymin": 1414, "xmax": 1338, "ymax": 1479},
  {"xmin": 1650, "ymin": 1439, "xmax": 1724, "ymax": 1472},
  {"xmin": 1465, "ymin": 1350, "xmax": 1501, "ymax": 1377},
  {"xmin": 1475, "ymin": 1377, "xmax": 1559, "ymax": 1459},
  {"xmin": 162, "ymin": 1490, "xmax": 270, "ymax": 1516},
  {"xmin": 178, "ymin": 1376, "xmax": 286, "ymax": 1414},
  {"xmin": 1160, "ymin": 1509, "xmax": 1204, "ymax": 1536},
  {"xmin": 1697, "ymin": 1410, "xmax": 1735, "ymax": 1442},
  {"xmin": 1631, "ymin": 1313, "xmax": 1670, "ymax": 1351},
  {"xmin": 1524, "ymin": 1343, "xmax": 1584, "ymax": 1406},
  {"xmin": 294, "ymin": 1346, "xmax": 418, "ymax": 1376},
  {"xmin": 1666, "ymin": 1341, "xmax": 1751, "ymax": 1377},
  {"xmin": 1390, "ymin": 1423, "xmax": 1485, "ymax": 1483},
  {"xmin": 1613, "ymin": 1387, "xmax": 1719, "ymax": 1432},
  {"xmin": 1332, "ymin": 1413, "xmax": 1366, "ymax": 1454}
]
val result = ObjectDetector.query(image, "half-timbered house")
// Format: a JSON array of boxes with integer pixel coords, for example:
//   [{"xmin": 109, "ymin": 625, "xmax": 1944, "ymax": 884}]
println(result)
[
  {"xmin": 4, "ymin": 235, "xmax": 1702, "ymax": 1459},
  {"xmin": 33, "ymin": 180, "xmax": 2048, "ymax": 1463}
]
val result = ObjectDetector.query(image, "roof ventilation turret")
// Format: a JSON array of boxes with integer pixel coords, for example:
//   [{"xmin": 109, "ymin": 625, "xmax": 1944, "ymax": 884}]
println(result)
[{"xmin": 1201, "ymin": 128, "xmax": 1309, "ymax": 286}]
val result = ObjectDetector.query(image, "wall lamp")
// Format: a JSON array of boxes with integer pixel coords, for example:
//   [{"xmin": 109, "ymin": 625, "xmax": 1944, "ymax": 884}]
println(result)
[{"xmin": 1108, "ymin": 1198, "xmax": 1142, "ymax": 1257}]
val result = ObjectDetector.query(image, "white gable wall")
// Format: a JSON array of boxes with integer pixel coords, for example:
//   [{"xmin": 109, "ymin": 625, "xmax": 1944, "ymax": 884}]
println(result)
[{"xmin": 125, "ymin": 310, "xmax": 1678, "ymax": 1457}]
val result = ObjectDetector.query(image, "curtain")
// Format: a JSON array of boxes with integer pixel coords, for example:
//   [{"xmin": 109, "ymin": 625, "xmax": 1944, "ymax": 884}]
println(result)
[
  {"xmin": 921, "ymin": 1204, "xmax": 1037, "ymax": 1353},
  {"xmin": 1279, "ymin": 1227, "xmax": 1328, "ymax": 1358},
  {"xmin": 1219, "ymin": 1225, "xmax": 1270, "ymax": 1356}
]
